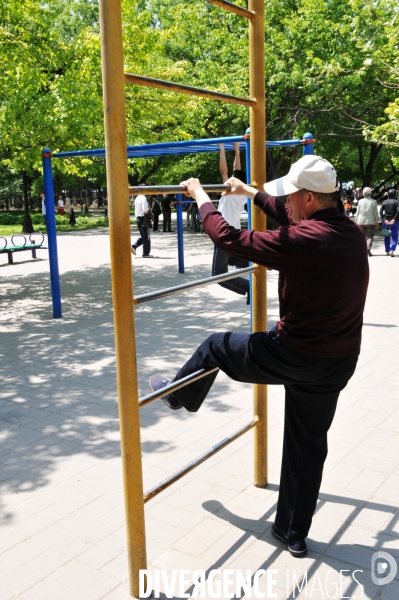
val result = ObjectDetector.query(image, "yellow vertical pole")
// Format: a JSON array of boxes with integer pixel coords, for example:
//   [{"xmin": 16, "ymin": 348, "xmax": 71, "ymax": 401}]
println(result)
[
  {"xmin": 98, "ymin": 0, "xmax": 147, "ymax": 596},
  {"xmin": 249, "ymin": 0, "xmax": 267, "ymax": 487}
]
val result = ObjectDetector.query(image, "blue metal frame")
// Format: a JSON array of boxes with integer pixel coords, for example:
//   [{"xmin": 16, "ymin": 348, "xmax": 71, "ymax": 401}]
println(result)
[
  {"xmin": 302, "ymin": 132, "xmax": 314, "ymax": 156},
  {"xmin": 42, "ymin": 148, "xmax": 62, "ymax": 318},
  {"xmin": 175, "ymin": 194, "xmax": 184, "ymax": 274},
  {"xmin": 43, "ymin": 133, "xmax": 314, "ymax": 317},
  {"xmin": 53, "ymin": 135, "xmax": 313, "ymax": 159}
]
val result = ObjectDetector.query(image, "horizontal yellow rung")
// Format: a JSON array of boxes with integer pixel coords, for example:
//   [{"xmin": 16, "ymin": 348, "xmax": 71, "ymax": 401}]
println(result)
[
  {"xmin": 205, "ymin": 0, "xmax": 255, "ymax": 19},
  {"xmin": 124, "ymin": 73, "xmax": 256, "ymax": 107}
]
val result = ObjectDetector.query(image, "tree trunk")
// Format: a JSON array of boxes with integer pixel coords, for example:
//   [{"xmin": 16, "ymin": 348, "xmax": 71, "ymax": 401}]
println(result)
[
  {"xmin": 363, "ymin": 143, "xmax": 383, "ymax": 187},
  {"xmin": 358, "ymin": 146, "xmax": 364, "ymax": 181},
  {"xmin": 86, "ymin": 177, "xmax": 90, "ymax": 210},
  {"xmin": 21, "ymin": 170, "xmax": 34, "ymax": 233}
]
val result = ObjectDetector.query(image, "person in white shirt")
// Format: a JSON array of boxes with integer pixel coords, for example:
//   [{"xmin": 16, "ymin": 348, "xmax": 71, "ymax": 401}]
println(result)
[
  {"xmin": 58, "ymin": 196, "xmax": 65, "ymax": 215},
  {"xmin": 355, "ymin": 186, "xmax": 379, "ymax": 256},
  {"xmin": 40, "ymin": 191, "xmax": 47, "ymax": 228},
  {"xmin": 132, "ymin": 192, "xmax": 152, "ymax": 257},
  {"xmin": 213, "ymin": 143, "xmax": 249, "ymax": 303}
]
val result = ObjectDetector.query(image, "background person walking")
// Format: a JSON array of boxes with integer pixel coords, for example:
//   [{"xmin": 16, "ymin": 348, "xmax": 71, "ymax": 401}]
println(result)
[
  {"xmin": 355, "ymin": 186, "xmax": 379, "ymax": 256},
  {"xmin": 58, "ymin": 196, "xmax": 65, "ymax": 215},
  {"xmin": 40, "ymin": 191, "xmax": 47, "ymax": 229},
  {"xmin": 131, "ymin": 191, "xmax": 152, "ymax": 257},
  {"xmin": 380, "ymin": 189, "xmax": 399, "ymax": 257}
]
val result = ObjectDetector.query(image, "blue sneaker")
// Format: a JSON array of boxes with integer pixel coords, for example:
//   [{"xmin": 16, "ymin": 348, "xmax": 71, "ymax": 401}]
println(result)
[
  {"xmin": 149, "ymin": 374, "xmax": 182, "ymax": 410},
  {"xmin": 271, "ymin": 524, "xmax": 307, "ymax": 557}
]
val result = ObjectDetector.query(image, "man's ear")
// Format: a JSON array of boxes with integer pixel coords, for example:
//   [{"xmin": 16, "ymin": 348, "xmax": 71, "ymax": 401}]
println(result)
[{"xmin": 307, "ymin": 191, "xmax": 316, "ymax": 204}]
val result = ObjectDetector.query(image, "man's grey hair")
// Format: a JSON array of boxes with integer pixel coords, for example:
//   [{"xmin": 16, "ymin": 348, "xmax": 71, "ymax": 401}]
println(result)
[
  {"xmin": 363, "ymin": 187, "xmax": 372, "ymax": 197},
  {"xmin": 299, "ymin": 189, "xmax": 338, "ymax": 206}
]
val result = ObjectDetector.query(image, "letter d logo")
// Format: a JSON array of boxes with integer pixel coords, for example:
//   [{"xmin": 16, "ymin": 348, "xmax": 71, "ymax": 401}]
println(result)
[{"xmin": 371, "ymin": 551, "xmax": 397, "ymax": 585}]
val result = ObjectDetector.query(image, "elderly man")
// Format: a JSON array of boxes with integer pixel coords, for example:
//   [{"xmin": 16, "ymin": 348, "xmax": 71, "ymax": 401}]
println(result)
[
  {"xmin": 355, "ymin": 187, "xmax": 379, "ymax": 256},
  {"xmin": 150, "ymin": 155, "xmax": 369, "ymax": 557}
]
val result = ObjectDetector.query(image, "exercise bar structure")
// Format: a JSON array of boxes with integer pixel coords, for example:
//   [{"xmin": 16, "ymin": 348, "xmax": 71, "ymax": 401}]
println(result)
[
  {"xmin": 41, "ymin": 133, "xmax": 314, "ymax": 316},
  {"xmin": 97, "ymin": 0, "xmax": 265, "ymax": 595}
]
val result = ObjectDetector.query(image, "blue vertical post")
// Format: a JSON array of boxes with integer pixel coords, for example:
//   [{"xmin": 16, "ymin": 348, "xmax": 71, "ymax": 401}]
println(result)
[
  {"xmin": 176, "ymin": 193, "xmax": 184, "ymax": 273},
  {"xmin": 245, "ymin": 128, "xmax": 252, "ymax": 229},
  {"xmin": 245, "ymin": 127, "xmax": 252, "ymax": 329},
  {"xmin": 42, "ymin": 148, "xmax": 62, "ymax": 318},
  {"xmin": 302, "ymin": 132, "xmax": 314, "ymax": 155}
]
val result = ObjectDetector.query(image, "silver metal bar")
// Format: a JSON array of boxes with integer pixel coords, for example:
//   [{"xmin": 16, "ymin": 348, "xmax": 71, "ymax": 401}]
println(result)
[
  {"xmin": 129, "ymin": 184, "xmax": 230, "ymax": 195},
  {"xmin": 144, "ymin": 418, "xmax": 259, "ymax": 502},
  {"xmin": 134, "ymin": 265, "xmax": 257, "ymax": 305},
  {"xmin": 139, "ymin": 367, "xmax": 219, "ymax": 408}
]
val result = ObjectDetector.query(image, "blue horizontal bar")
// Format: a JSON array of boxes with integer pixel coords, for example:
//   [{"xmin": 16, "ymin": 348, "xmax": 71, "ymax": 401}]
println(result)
[{"xmin": 53, "ymin": 137, "xmax": 306, "ymax": 159}]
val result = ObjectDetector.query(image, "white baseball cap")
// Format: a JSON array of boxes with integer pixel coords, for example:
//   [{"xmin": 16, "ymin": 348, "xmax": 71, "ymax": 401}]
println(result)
[{"xmin": 264, "ymin": 154, "xmax": 337, "ymax": 196}]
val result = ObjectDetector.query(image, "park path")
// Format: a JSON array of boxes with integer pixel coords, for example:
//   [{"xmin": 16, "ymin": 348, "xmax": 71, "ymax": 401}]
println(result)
[{"xmin": 0, "ymin": 220, "xmax": 398, "ymax": 599}]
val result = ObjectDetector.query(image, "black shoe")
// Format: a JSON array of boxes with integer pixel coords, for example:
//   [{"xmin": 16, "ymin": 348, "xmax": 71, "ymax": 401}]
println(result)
[
  {"xmin": 142, "ymin": 254, "xmax": 153, "ymax": 258},
  {"xmin": 149, "ymin": 374, "xmax": 182, "ymax": 410},
  {"xmin": 271, "ymin": 524, "xmax": 307, "ymax": 558},
  {"xmin": 368, "ymin": 250, "xmax": 372, "ymax": 256}
]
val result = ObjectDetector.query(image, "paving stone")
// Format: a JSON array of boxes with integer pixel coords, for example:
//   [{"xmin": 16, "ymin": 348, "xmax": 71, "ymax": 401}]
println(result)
[
  {"xmin": 0, "ymin": 527, "xmax": 26, "ymax": 553},
  {"xmin": 12, "ymin": 503, "xmax": 73, "ymax": 537},
  {"xmin": 21, "ymin": 579, "xmax": 91, "ymax": 600},
  {"xmin": 322, "ymin": 463, "xmax": 363, "ymax": 490},
  {"xmin": 76, "ymin": 528, "xmax": 127, "ymax": 569},
  {"xmin": 50, "ymin": 560, "xmax": 120, "ymax": 599},
  {"xmin": 345, "ymin": 468, "xmax": 388, "ymax": 496},
  {"xmin": 0, "ymin": 539, "xmax": 47, "ymax": 574},
  {"xmin": 57, "ymin": 511, "xmax": 117, "ymax": 542},
  {"xmin": 0, "ymin": 549, "xmax": 69, "ymax": 595},
  {"xmin": 34, "ymin": 523, "xmax": 94, "ymax": 557}
]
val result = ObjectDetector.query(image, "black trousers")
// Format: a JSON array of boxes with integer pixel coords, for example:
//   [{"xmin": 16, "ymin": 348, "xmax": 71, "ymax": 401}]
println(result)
[
  {"xmin": 133, "ymin": 217, "xmax": 151, "ymax": 256},
  {"xmin": 192, "ymin": 205, "xmax": 199, "ymax": 231},
  {"xmin": 153, "ymin": 212, "xmax": 160, "ymax": 231},
  {"xmin": 162, "ymin": 209, "xmax": 172, "ymax": 231},
  {"xmin": 169, "ymin": 331, "xmax": 357, "ymax": 540},
  {"xmin": 212, "ymin": 247, "xmax": 249, "ymax": 296}
]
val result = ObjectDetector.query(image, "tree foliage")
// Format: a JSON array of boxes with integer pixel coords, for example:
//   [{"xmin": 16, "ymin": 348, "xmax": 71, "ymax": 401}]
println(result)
[{"xmin": 1, "ymin": 0, "xmax": 399, "ymax": 192}]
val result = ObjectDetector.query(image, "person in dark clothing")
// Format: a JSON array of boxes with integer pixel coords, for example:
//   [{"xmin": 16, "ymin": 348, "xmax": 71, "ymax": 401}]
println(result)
[
  {"xmin": 188, "ymin": 201, "xmax": 199, "ymax": 232},
  {"xmin": 149, "ymin": 154, "xmax": 369, "ymax": 558},
  {"xmin": 69, "ymin": 208, "xmax": 76, "ymax": 226},
  {"xmin": 151, "ymin": 195, "xmax": 162, "ymax": 232},
  {"xmin": 380, "ymin": 189, "xmax": 399, "ymax": 256},
  {"xmin": 161, "ymin": 195, "xmax": 173, "ymax": 232}
]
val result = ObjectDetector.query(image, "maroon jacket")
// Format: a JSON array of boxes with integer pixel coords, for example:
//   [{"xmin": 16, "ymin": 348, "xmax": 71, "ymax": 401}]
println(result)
[{"xmin": 200, "ymin": 192, "xmax": 369, "ymax": 358}]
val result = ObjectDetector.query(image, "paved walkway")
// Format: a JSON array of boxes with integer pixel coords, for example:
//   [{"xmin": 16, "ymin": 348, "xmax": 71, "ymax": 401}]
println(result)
[{"xmin": 0, "ymin": 220, "xmax": 398, "ymax": 599}]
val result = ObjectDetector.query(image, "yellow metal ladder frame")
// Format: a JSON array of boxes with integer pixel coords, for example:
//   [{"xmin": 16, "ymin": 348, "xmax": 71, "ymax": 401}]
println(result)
[{"xmin": 97, "ymin": 0, "xmax": 266, "ymax": 596}]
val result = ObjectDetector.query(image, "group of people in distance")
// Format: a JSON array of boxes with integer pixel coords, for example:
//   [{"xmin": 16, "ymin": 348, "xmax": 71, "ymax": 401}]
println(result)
[
  {"xmin": 343, "ymin": 185, "xmax": 399, "ymax": 257},
  {"xmin": 40, "ymin": 192, "xmax": 76, "ymax": 228}
]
